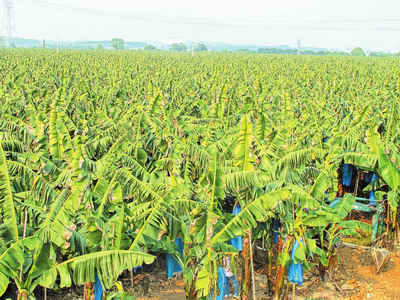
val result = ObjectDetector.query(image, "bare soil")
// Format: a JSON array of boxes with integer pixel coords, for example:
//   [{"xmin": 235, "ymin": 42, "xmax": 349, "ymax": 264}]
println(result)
[
  {"xmin": 5, "ymin": 247, "xmax": 399, "ymax": 300},
  {"xmin": 288, "ymin": 246, "xmax": 400, "ymax": 300},
  {"xmin": 135, "ymin": 246, "xmax": 400, "ymax": 300}
]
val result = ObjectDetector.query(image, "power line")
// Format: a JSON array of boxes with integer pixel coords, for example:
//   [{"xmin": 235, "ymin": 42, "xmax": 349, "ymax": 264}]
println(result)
[
  {"xmin": 18, "ymin": 0, "xmax": 400, "ymax": 32},
  {"xmin": 22, "ymin": 0, "xmax": 400, "ymax": 24}
]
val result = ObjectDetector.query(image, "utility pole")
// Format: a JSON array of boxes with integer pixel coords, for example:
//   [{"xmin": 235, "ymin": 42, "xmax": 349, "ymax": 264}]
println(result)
[
  {"xmin": 0, "ymin": 0, "xmax": 16, "ymax": 48},
  {"xmin": 297, "ymin": 40, "xmax": 301, "ymax": 55}
]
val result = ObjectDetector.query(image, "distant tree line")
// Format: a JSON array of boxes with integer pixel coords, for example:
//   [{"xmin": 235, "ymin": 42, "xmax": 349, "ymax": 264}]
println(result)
[
  {"xmin": 256, "ymin": 47, "xmax": 351, "ymax": 56},
  {"xmin": 11, "ymin": 37, "xmax": 400, "ymax": 57},
  {"xmin": 170, "ymin": 43, "xmax": 188, "ymax": 52},
  {"xmin": 168, "ymin": 43, "xmax": 208, "ymax": 52},
  {"xmin": 144, "ymin": 45, "xmax": 157, "ymax": 51},
  {"xmin": 112, "ymin": 38, "xmax": 125, "ymax": 50}
]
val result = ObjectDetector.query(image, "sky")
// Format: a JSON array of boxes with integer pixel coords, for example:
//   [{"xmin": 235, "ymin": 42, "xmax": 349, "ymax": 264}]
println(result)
[{"xmin": 11, "ymin": 0, "xmax": 400, "ymax": 51}]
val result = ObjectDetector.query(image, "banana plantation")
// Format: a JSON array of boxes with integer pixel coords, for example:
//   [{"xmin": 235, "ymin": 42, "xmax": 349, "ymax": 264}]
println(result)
[{"xmin": 0, "ymin": 49, "xmax": 399, "ymax": 300}]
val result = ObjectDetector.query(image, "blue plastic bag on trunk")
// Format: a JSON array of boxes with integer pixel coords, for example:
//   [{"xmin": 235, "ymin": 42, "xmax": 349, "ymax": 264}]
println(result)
[
  {"xmin": 215, "ymin": 267, "xmax": 227, "ymax": 300},
  {"xmin": 273, "ymin": 232, "xmax": 279, "ymax": 245},
  {"xmin": 342, "ymin": 164, "xmax": 353, "ymax": 187},
  {"xmin": 230, "ymin": 205, "xmax": 243, "ymax": 251},
  {"xmin": 369, "ymin": 191, "xmax": 376, "ymax": 206},
  {"xmin": 288, "ymin": 263, "xmax": 304, "ymax": 285},
  {"xmin": 166, "ymin": 238, "xmax": 184, "ymax": 279},
  {"xmin": 272, "ymin": 218, "xmax": 280, "ymax": 244},
  {"xmin": 133, "ymin": 265, "xmax": 143, "ymax": 273},
  {"xmin": 371, "ymin": 173, "xmax": 377, "ymax": 183},
  {"xmin": 288, "ymin": 240, "xmax": 304, "ymax": 285},
  {"xmin": 94, "ymin": 273, "xmax": 103, "ymax": 300},
  {"xmin": 365, "ymin": 172, "xmax": 377, "ymax": 184}
]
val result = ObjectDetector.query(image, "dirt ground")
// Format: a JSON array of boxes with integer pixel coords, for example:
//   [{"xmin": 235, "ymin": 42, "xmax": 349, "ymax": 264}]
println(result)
[
  {"xmin": 291, "ymin": 246, "xmax": 400, "ymax": 300},
  {"xmin": 18, "ymin": 246, "xmax": 400, "ymax": 300},
  {"xmin": 138, "ymin": 246, "xmax": 400, "ymax": 300}
]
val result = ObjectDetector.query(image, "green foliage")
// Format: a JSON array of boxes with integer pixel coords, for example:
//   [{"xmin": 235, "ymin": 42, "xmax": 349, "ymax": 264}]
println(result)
[
  {"xmin": 0, "ymin": 144, "xmax": 18, "ymax": 243},
  {"xmin": 351, "ymin": 47, "xmax": 366, "ymax": 56},
  {"xmin": 194, "ymin": 43, "xmax": 208, "ymax": 52},
  {"xmin": 170, "ymin": 43, "xmax": 187, "ymax": 52},
  {"xmin": 144, "ymin": 45, "xmax": 157, "ymax": 51},
  {"xmin": 0, "ymin": 49, "xmax": 399, "ymax": 298},
  {"xmin": 112, "ymin": 38, "xmax": 125, "ymax": 50},
  {"xmin": 40, "ymin": 250, "xmax": 154, "ymax": 289}
]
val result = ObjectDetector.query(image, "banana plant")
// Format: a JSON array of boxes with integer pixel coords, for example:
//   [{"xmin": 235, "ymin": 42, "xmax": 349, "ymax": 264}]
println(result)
[
  {"xmin": 181, "ymin": 142, "xmax": 291, "ymax": 299},
  {"xmin": 0, "ymin": 144, "xmax": 154, "ymax": 299}
]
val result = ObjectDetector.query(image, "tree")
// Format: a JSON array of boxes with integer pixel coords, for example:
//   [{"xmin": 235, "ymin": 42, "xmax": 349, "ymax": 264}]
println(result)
[
  {"xmin": 0, "ymin": 37, "xmax": 7, "ymax": 48},
  {"xmin": 170, "ymin": 43, "xmax": 187, "ymax": 52},
  {"xmin": 236, "ymin": 49, "xmax": 255, "ymax": 53},
  {"xmin": 144, "ymin": 45, "xmax": 157, "ymax": 51},
  {"xmin": 112, "ymin": 38, "xmax": 125, "ymax": 50},
  {"xmin": 194, "ymin": 43, "xmax": 208, "ymax": 52},
  {"xmin": 351, "ymin": 47, "xmax": 366, "ymax": 56}
]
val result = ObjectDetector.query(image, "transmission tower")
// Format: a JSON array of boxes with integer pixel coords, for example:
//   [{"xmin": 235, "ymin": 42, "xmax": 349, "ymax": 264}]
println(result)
[
  {"xmin": 297, "ymin": 40, "xmax": 301, "ymax": 55},
  {"xmin": 0, "ymin": 0, "xmax": 16, "ymax": 48}
]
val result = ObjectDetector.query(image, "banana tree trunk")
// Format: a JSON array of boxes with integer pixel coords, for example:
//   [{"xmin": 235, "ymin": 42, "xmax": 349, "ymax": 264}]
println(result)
[
  {"xmin": 84, "ymin": 282, "xmax": 94, "ymax": 300},
  {"xmin": 265, "ymin": 250, "xmax": 273, "ymax": 296},
  {"xmin": 17, "ymin": 290, "xmax": 28, "ymax": 300},
  {"xmin": 249, "ymin": 231, "xmax": 256, "ymax": 300},
  {"xmin": 184, "ymin": 268, "xmax": 197, "ymax": 300},
  {"xmin": 185, "ymin": 281, "xmax": 197, "ymax": 300},
  {"xmin": 273, "ymin": 262, "xmax": 286, "ymax": 300},
  {"xmin": 241, "ymin": 233, "xmax": 251, "ymax": 300},
  {"xmin": 273, "ymin": 237, "xmax": 292, "ymax": 300},
  {"xmin": 183, "ymin": 241, "xmax": 197, "ymax": 300}
]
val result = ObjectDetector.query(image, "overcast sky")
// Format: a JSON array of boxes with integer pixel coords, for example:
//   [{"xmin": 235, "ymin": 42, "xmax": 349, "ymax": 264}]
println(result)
[{"xmin": 13, "ymin": 0, "xmax": 400, "ymax": 51}]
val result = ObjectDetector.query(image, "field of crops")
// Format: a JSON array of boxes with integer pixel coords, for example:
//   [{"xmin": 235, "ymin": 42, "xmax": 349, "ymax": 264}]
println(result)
[{"xmin": 0, "ymin": 49, "xmax": 399, "ymax": 300}]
